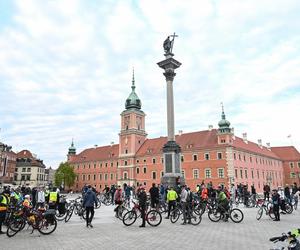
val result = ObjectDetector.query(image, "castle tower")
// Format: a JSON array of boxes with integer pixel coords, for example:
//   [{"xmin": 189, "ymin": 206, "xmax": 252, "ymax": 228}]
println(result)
[
  {"xmin": 119, "ymin": 70, "xmax": 147, "ymax": 157},
  {"xmin": 217, "ymin": 103, "xmax": 233, "ymax": 144},
  {"xmin": 67, "ymin": 139, "xmax": 76, "ymax": 161}
]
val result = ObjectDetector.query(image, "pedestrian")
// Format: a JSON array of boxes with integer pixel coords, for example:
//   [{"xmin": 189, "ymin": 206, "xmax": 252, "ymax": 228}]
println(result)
[
  {"xmin": 180, "ymin": 185, "xmax": 188, "ymax": 225},
  {"xmin": 272, "ymin": 189, "xmax": 280, "ymax": 221},
  {"xmin": 264, "ymin": 184, "xmax": 270, "ymax": 201},
  {"xmin": 149, "ymin": 183, "xmax": 159, "ymax": 209},
  {"xmin": 114, "ymin": 186, "xmax": 123, "ymax": 217},
  {"xmin": 83, "ymin": 185, "xmax": 98, "ymax": 228},
  {"xmin": 138, "ymin": 186, "xmax": 147, "ymax": 228},
  {"xmin": 36, "ymin": 187, "xmax": 45, "ymax": 208},
  {"xmin": 49, "ymin": 187, "xmax": 59, "ymax": 210},
  {"xmin": 0, "ymin": 191, "xmax": 9, "ymax": 234},
  {"xmin": 165, "ymin": 186, "xmax": 178, "ymax": 219}
]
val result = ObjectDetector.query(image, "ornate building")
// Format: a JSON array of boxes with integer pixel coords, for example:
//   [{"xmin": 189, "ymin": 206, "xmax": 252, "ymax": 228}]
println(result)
[
  {"xmin": 68, "ymin": 74, "xmax": 293, "ymax": 192},
  {"xmin": 15, "ymin": 150, "xmax": 47, "ymax": 187},
  {"xmin": 0, "ymin": 142, "xmax": 16, "ymax": 185}
]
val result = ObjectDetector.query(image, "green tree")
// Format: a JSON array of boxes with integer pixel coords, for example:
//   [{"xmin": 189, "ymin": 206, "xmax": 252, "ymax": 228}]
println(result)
[{"xmin": 54, "ymin": 162, "xmax": 77, "ymax": 190}]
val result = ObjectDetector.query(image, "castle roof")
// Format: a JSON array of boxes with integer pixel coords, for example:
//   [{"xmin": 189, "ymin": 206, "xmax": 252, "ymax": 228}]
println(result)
[{"xmin": 271, "ymin": 146, "xmax": 300, "ymax": 161}]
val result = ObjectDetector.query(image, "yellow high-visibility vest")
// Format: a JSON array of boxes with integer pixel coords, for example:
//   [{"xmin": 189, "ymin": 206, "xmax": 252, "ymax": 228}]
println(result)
[
  {"xmin": 49, "ymin": 192, "xmax": 58, "ymax": 202},
  {"xmin": 167, "ymin": 190, "xmax": 178, "ymax": 201}
]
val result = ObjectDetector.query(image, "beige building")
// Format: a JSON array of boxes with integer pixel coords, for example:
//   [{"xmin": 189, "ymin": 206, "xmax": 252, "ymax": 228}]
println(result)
[{"xmin": 15, "ymin": 150, "xmax": 47, "ymax": 187}]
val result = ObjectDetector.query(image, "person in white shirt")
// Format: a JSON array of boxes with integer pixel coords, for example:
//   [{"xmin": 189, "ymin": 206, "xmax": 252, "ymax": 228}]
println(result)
[{"xmin": 36, "ymin": 188, "xmax": 45, "ymax": 208}]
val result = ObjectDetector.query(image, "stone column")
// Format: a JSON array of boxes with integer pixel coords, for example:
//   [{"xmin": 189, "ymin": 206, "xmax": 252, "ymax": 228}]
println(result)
[{"xmin": 157, "ymin": 55, "xmax": 184, "ymax": 188}]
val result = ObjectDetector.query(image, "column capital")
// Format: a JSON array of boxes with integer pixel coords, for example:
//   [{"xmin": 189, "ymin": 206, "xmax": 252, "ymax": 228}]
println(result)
[{"xmin": 163, "ymin": 69, "xmax": 176, "ymax": 81}]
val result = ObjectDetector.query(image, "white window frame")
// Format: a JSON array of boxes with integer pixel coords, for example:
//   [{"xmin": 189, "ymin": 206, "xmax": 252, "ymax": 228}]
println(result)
[
  {"xmin": 218, "ymin": 168, "xmax": 224, "ymax": 178},
  {"xmin": 205, "ymin": 168, "xmax": 211, "ymax": 178},
  {"xmin": 193, "ymin": 169, "xmax": 199, "ymax": 179}
]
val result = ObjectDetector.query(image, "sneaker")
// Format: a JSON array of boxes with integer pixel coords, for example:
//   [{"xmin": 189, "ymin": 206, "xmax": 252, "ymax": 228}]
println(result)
[
  {"xmin": 139, "ymin": 225, "xmax": 145, "ymax": 228},
  {"xmin": 89, "ymin": 224, "xmax": 93, "ymax": 228},
  {"xmin": 0, "ymin": 231, "xmax": 5, "ymax": 235},
  {"xmin": 181, "ymin": 222, "xmax": 186, "ymax": 225}
]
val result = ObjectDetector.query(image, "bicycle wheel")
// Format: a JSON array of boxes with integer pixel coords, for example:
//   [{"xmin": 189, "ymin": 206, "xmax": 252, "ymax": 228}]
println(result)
[
  {"xmin": 170, "ymin": 209, "xmax": 181, "ymax": 223},
  {"xmin": 285, "ymin": 204, "xmax": 293, "ymax": 214},
  {"xmin": 122, "ymin": 211, "xmax": 137, "ymax": 226},
  {"xmin": 38, "ymin": 218, "xmax": 57, "ymax": 235},
  {"xmin": 55, "ymin": 210, "xmax": 67, "ymax": 221},
  {"xmin": 6, "ymin": 219, "xmax": 25, "ymax": 237},
  {"xmin": 230, "ymin": 208, "xmax": 244, "ymax": 223},
  {"xmin": 268, "ymin": 207, "xmax": 275, "ymax": 220},
  {"xmin": 208, "ymin": 208, "xmax": 221, "ymax": 222},
  {"xmin": 118, "ymin": 207, "xmax": 128, "ymax": 220},
  {"xmin": 95, "ymin": 198, "xmax": 101, "ymax": 209},
  {"xmin": 146, "ymin": 210, "xmax": 162, "ymax": 227},
  {"xmin": 256, "ymin": 208, "xmax": 263, "ymax": 220},
  {"xmin": 65, "ymin": 206, "xmax": 74, "ymax": 223},
  {"xmin": 189, "ymin": 211, "xmax": 202, "ymax": 225}
]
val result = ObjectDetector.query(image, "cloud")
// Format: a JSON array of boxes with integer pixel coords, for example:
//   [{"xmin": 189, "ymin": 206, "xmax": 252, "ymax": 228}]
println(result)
[{"xmin": 0, "ymin": 0, "xmax": 299, "ymax": 168}]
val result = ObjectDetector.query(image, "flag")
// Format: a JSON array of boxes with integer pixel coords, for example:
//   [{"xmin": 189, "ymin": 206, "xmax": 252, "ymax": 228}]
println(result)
[{"xmin": 287, "ymin": 134, "xmax": 291, "ymax": 138}]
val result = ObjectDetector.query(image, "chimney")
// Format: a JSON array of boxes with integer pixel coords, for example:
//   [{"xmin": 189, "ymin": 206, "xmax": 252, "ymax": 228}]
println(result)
[
  {"xmin": 231, "ymin": 127, "xmax": 235, "ymax": 140},
  {"xmin": 266, "ymin": 142, "xmax": 271, "ymax": 150},
  {"xmin": 258, "ymin": 139, "xmax": 262, "ymax": 148},
  {"xmin": 178, "ymin": 130, "xmax": 183, "ymax": 136},
  {"xmin": 242, "ymin": 133, "xmax": 248, "ymax": 144},
  {"xmin": 110, "ymin": 142, "xmax": 114, "ymax": 146},
  {"xmin": 94, "ymin": 144, "xmax": 98, "ymax": 148},
  {"xmin": 208, "ymin": 125, "xmax": 213, "ymax": 131}
]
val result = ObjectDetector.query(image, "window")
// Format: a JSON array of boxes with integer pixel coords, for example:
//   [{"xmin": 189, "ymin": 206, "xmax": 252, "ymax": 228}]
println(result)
[
  {"xmin": 218, "ymin": 168, "xmax": 224, "ymax": 178},
  {"xmin": 221, "ymin": 139, "xmax": 226, "ymax": 143},
  {"xmin": 22, "ymin": 168, "xmax": 26, "ymax": 172},
  {"xmin": 257, "ymin": 170, "xmax": 259, "ymax": 178},
  {"xmin": 125, "ymin": 149, "xmax": 128, "ymax": 154},
  {"xmin": 100, "ymin": 163, "xmax": 102, "ymax": 168},
  {"xmin": 99, "ymin": 174, "xmax": 102, "ymax": 180},
  {"xmin": 152, "ymin": 171, "xmax": 157, "ymax": 180},
  {"xmin": 298, "ymin": 162, "xmax": 300, "ymax": 168},
  {"xmin": 124, "ymin": 161, "xmax": 128, "ymax": 166},
  {"xmin": 136, "ymin": 167, "xmax": 140, "ymax": 174},
  {"xmin": 136, "ymin": 159, "xmax": 140, "ymax": 163},
  {"xmin": 143, "ymin": 167, "xmax": 147, "ymax": 174},
  {"xmin": 193, "ymin": 154, "xmax": 198, "ymax": 161},
  {"xmin": 161, "ymin": 158, "xmax": 164, "ymax": 164},
  {"xmin": 105, "ymin": 174, "xmax": 108, "ymax": 180},
  {"xmin": 182, "ymin": 170, "xmax": 185, "ymax": 178},
  {"xmin": 123, "ymin": 172, "xmax": 128, "ymax": 180},
  {"xmin": 105, "ymin": 162, "xmax": 108, "ymax": 167},
  {"xmin": 240, "ymin": 169, "xmax": 243, "ymax": 179},
  {"xmin": 161, "ymin": 171, "xmax": 164, "ymax": 177},
  {"xmin": 88, "ymin": 175, "xmax": 90, "ymax": 181},
  {"xmin": 238, "ymin": 154, "xmax": 241, "ymax": 160},
  {"xmin": 143, "ymin": 182, "xmax": 146, "ymax": 186},
  {"xmin": 94, "ymin": 174, "xmax": 96, "ymax": 180},
  {"xmin": 217, "ymin": 153, "xmax": 222, "ymax": 160},
  {"xmin": 89, "ymin": 164, "xmax": 91, "ymax": 169},
  {"xmin": 250, "ymin": 157, "xmax": 252, "ymax": 163},
  {"xmin": 117, "ymin": 162, "xmax": 119, "ymax": 167},
  {"xmin": 262, "ymin": 171, "xmax": 265, "ymax": 179},
  {"xmin": 245, "ymin": 169, "xmax": 248, "ymax": 179},
  {"xmin": 193, "ymin": 169, "xmax": 199, "ymax": 179},
  {"xmin": 290, "ymin": 162, "xmax": 294, "ymax": 168},
  {"xmin": 111, "ymin": 162, "xmax": 113, "ymax": 167},
  {"xmin": 205, "ymin": 168, "xmax": 211, "ymax": 178},
  {"xmin": 234, "ymin": 153, "xmax": 236, "ymax": 160},
  {"xmin": 94, "ymin": 163, "xmax": 96, "ymax": 168},
  {"xmin": 204, "ymin": 153, "xmax": 210, "ymax": 160},
  {"xmin": 181, "ymin": 156, "xmax": 184, "ymax": 162},
  {"xmin": 251, "ymin": 170, "xmax": 254, "ymax": 179},
  {"xmin": 110, "ymin": 173, "xmax": 114, "ymax": 180},
  {"xmin": 235, "ymin": 169, "xmax": 238, "ymax": 178},
  {"xmin": 21, "ymin": 175, "xmax": 25, "ymax": 181},
  {"xmin": 83, "ymin": 175, "xmax": 85, "ymax": 181},
  {"xmin": 27, "ymin": 168, "xmax": 31, "ymax": 172},
  {"xmin": 143, "ymin": 159, "xmax": 146, "ymax": 163},
  {"xmin": 243, "ymin": 155, "xmax": 246, "ymax": 161},
  {"xmin": 290, "ymin": 172, "xmax": 296, "ymax": 178},
  {"xmin": 152, "ymin": 158, "xmax": 156, "ymax": 164},
  {"xmin": 26, "ymin": 175, "xmax": 30, "ymax": 181}
]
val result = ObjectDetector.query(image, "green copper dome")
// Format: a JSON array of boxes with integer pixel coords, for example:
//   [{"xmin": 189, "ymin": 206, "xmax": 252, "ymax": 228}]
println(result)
[
  {"xmin": 125, "ymin": 70, "xmax": 141, "ymax": 110},
  {"xmin": 68, "ymin": 139, "xmax": 76, "ymax": 155},
  {"xmin": 218, "ymin": 104, "xmax": 231, "ymax": 133}
]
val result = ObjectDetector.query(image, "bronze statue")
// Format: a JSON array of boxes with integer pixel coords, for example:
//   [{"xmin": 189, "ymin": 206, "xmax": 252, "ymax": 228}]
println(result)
[{"xmin": 163, "ymin": 33, "xmax": 178, "ymax": 54}]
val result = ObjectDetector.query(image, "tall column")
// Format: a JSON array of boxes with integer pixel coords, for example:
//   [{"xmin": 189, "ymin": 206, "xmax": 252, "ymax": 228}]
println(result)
[{"xmin": 157, "ymin": 40, "xmax": 184, "ymax": 188}]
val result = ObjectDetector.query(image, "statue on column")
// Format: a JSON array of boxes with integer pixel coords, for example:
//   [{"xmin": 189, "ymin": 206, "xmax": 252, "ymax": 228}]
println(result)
[{"xmin": 163, "ymin": 32, "xmax": 178, "ymax": 54}]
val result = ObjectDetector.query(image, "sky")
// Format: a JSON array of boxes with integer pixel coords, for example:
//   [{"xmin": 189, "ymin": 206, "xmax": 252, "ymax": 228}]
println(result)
[{"xmin": 0, "ymin": 0, "xmax": 299, "ymax": 168}]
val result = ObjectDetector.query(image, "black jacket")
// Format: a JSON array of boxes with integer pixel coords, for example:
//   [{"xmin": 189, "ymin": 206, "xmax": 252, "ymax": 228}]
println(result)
[
  {"xmin": 138, "ymin": 191, "xmax": 147, "ymax": 208},
  {"xmin": 149, "ymin": 187, "xmax": 159, "ymax": 200}
]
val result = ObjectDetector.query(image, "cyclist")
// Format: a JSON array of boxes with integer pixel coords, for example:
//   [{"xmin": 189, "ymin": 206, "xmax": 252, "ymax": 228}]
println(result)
[
  {"xmin": 0, "ymin": 191, "xmax": 9, "ymax": 234},
  {"xmin": 114, "ymin": 186, "xmax": 123, "ymax": 217},
  {"xmin": 272, "ymin": 189, "xmax": 280, "ymax": 221},
  {"xmin": 217, "ymin": 186, "xmax": 229, "ymax": 221},
  {"xmin": 165, "ymin": 186, "xmax": 178, "ymax": 219}
]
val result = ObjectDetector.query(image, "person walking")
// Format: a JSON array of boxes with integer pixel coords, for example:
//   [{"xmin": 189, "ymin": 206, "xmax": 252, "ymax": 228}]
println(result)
[
  {"xmin": 138, "ymin": 187, "xmax": 147, "ymax": 228},
  {"xmin": 0, "ymin": 191, "xmax": 9, "ymax": 234},
  {"xmin": 83, "ymin": 185, "xmax": 98, "ymax": 228},
  {"xmin": 165, "ymin": 186, "xmax": 178, "ymax": 219},
  {"xmin": 272, "ymin": 189, "xmax": 280, "ymax": 221}
]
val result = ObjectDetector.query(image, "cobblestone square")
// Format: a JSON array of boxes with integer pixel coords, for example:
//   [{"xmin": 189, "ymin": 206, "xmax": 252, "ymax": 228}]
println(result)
[{"xmin": 2, "ymin": 199, "xmax": 300, "ymax": 250}]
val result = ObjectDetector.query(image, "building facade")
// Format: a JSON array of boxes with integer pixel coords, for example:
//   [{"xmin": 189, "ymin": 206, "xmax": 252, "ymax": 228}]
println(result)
[
  {"xmin": 15, "ymin": 150, "xmax": 47, "ymax": 187},
  {"xmin": 271, "ymin": 146, "xmax": 300, "ymax": 186},
  {"xmin": 0, "ymin": 142, "xmax": 17, "ymax": 185},
  {"xmin": 68, "ymin": 76, "xmax": 291, "ymax": 193}
]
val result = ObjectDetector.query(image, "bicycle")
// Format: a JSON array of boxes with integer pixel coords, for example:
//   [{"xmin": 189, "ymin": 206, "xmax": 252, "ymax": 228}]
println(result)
[
  {"xmin": 256, "ymin": 202, "xmax": 275, "ymax": 220},
  {"xmin": 170, "ymin": 202, "xmax": 202, "ymax": 225},
  {"xmin": 65, "ymin": 197, "xmax": 86, "ymax": 223},
  {"xmin": 122, "ymin": 200, "xmax": 162, "ymax": 227},
  {"xmin": 208, "ymin": 202, "xmax": 244, "ymax": 223},
  {"xmin": 269, "ymin": 229, "xmax": 300, "ymax": 250}
]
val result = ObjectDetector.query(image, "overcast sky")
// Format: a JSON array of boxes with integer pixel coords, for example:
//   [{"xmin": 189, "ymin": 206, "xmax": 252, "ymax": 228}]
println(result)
[{"xmin": 0, "ymin": 0, "xmax": 299, "ymax": 168}]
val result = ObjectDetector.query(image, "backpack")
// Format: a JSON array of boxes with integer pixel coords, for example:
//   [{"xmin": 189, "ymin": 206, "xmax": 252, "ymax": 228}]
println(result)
[{"xmin": 187, "ymin": 191, "xmax": 193, "ymax": 203}]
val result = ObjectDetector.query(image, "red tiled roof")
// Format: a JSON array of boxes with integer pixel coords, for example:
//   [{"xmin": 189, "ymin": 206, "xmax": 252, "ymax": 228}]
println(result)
[
  {"xmin": 232, "ymin": 137, "xmax": 280, "ymax": 159},
  {"xmin": 69, "ymin": 144, "xmax": 119, "ymax": 163},
  {"xmin": 271, "ymin": 146, "xmax": 300, "ymax": 161},
  {"xmin": 72, "ymin": 129, "xmax": 285, "ymax": 162},
  {"xmin": 17, "ymin": 150, "xmax": 34, "ymax": 159}
]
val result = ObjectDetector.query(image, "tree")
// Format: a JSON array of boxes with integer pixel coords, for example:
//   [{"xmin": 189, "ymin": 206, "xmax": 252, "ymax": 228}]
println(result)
[{"xmin": 54, "ymin": 162, "xmax": 77, "ymax": 190}]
